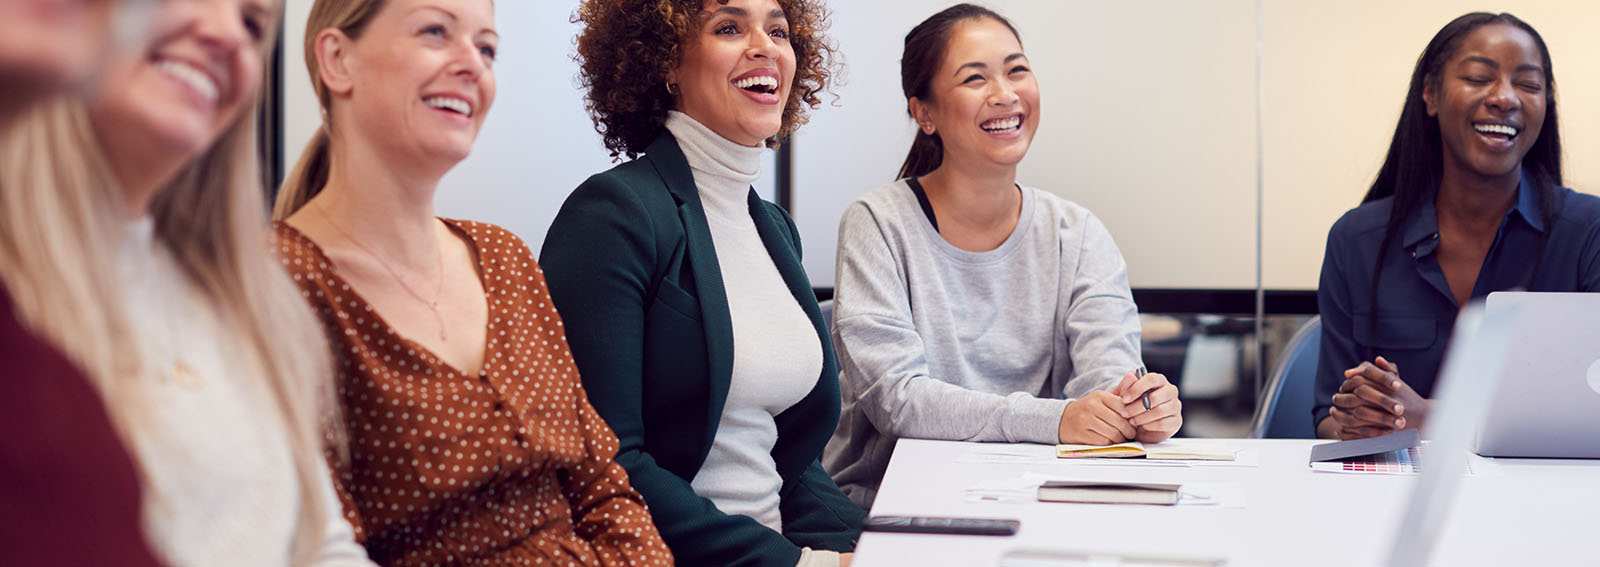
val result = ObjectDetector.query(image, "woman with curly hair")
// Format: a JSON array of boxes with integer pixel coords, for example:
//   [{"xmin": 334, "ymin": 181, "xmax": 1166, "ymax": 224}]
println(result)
[{"xmin": 542, "ymin": 0, "xmax": 862, "ymax": 565}]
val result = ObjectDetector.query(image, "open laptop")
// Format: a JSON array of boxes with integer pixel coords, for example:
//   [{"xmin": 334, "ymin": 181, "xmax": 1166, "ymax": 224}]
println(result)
[
  {"xmin": 1475, "ymin": 292, "xmax": 1600, "ymax": 458},
  {"xmin": 1386, "ymin": 299, "xmax": 1520, "ymax": 567}
]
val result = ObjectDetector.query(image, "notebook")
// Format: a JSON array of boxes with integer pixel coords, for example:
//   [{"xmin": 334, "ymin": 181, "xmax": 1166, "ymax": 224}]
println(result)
[
  {"xmin": 1036, "ymin": 481, "xmax": 1181, "ymax": 505},
  {"xmin": 1056, "ymin": 440, "xmax": 1235, "ymax": 461}
]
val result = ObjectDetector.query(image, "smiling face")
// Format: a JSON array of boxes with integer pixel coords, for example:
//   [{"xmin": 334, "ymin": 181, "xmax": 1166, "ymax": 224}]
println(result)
[
  {"xmin": 88, "ymin": 0, "xmax": 275, "ymax": 164},
  {"xmin": 913, "ymin": 17, "xmax": 1039, "ymax": 173},
  {"xmin": 329, "ymin": 0, "xmax": 497, "ymax": 173},
  {"xmin": 0, "ymin": 0, "xmax": 116, "ymax": 106},
  {"xmin": 670, "ymin": 0, "xmax": 796, "ymax": 147},
  {"xmin": 1424, "ymin": 23, "xmax": 1548, "ymax": 183}
]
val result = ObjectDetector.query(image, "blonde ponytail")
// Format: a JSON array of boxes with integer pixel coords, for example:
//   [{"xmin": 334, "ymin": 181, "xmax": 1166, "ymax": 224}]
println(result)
[
  {"xmin": 275, "ymin": 0, "xmax": 389, "ymax": 220},
  {"xmin": 273, "ymin": 125, "xmax": 331, "ymax": 220}
]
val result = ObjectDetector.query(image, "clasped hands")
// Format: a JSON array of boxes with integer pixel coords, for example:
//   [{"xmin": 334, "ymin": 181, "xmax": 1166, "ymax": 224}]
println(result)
[
  {"xmin": 1327, "ymin": 356, "xmax": 1431, "ymax": 440},
  {"xmin": 1057, "ymin": 369, "xmax": 1182, "ymax": 445}
]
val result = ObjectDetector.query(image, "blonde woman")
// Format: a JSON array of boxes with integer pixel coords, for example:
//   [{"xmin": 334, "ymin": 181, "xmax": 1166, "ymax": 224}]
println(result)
[
  {"xmin": 0, "ymin": 1, "xmax": 374, "ymax": 565},
  {"xmin": 272, "ymin": 0, "xmax": 671, "ymax": 565},
  {"xmin": 0, "ymin": 0, "xmax": 160, "ymax": 563}
]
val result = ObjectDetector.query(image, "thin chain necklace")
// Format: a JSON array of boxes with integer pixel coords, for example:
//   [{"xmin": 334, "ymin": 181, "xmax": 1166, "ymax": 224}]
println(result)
[{"xmin": 315, "ymin": 202, "xmax": 448, "ymax": 341}]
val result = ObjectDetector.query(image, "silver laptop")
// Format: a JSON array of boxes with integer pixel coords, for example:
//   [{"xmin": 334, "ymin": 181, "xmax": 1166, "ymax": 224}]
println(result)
[
  {"xmin": 1475, "ymin": 292, "xmax": 1600, "ymax": 458},
  {"xmin": 1387, "ymin": 300, "xmax": 1520, "ymax": 567}
]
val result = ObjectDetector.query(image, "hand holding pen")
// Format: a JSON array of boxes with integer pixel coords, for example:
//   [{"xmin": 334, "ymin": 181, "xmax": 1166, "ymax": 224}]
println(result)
[{"xmin": 1113, "ymin": 365, "xmax": 1184, "ymax": 443}]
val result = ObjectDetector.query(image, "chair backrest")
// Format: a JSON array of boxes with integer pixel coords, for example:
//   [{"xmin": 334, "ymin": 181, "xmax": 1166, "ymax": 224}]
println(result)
[
  {"xmin": 818, "ymin": 299, "xmax": 835, "ymax": 332},
  {"xmin": 1249, "ymin": 316, "xmax": 1321, "ymax": 438}
]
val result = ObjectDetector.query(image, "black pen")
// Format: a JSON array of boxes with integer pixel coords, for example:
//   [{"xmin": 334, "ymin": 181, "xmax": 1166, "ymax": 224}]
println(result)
[{"xmin": 1135, "ymin": 366, "xmax": 1151, "ymax": 410}]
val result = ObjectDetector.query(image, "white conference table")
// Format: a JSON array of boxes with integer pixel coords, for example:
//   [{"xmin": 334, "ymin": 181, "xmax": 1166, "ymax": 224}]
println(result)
[{"xmin": 853, "ymin": 439, "xmax": 1599, "ymax": 566}]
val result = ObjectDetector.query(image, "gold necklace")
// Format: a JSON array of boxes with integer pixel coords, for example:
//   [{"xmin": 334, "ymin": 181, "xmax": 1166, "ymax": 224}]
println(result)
[
  {"xmin": 315, "ymin": 202, "xmax": 449, "ymax": 341},
  {"xmin": 173, "ymin": 360, "xmax": 203, "ymax": 390}
]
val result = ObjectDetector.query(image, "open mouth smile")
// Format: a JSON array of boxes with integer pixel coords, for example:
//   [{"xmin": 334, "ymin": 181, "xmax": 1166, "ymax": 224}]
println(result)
[
  {"xmin": 1472, "ymin": 121, "xmax": 1520, "ymax": 150},
  {"xmin": 981, "ymin": 114, "xmax": 1024, "ymax": 135},
  {"xmin": 423, "ymin": 95, "xmax": 474, "ymax": 119},
  {"xmin": 731, "ymin": 69, "xmax": 783, "ymax": 104}
]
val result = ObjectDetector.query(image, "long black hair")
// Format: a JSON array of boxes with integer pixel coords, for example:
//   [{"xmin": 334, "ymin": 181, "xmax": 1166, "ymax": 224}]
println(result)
[
  {"xmin": 1361, "ymin": 12, "xmax": 1559, "ymax": 356},
  {"xmin": 896, "ymin": 3, "xmax": 1021, "ymax": 180}
]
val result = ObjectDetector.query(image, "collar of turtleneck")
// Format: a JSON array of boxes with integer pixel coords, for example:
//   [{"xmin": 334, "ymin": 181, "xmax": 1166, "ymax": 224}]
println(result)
[{"xmin": 664, "ymin": 110, "xmax": 765, "ymax": 225}]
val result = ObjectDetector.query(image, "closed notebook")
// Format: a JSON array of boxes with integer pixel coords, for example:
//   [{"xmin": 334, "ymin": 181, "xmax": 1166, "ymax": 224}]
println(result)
[
  {"xmin": 1036, "ymin": 481, "xmax": 1181, "ymax": 505},
  {"xmin": 1055, "ymin": 440, "xmax": 1235, "ymax": 461}
]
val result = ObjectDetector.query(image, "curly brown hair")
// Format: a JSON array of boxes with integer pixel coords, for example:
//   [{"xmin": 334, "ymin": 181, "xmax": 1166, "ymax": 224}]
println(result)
[{"xmin": 574, "ymin": 0, "xmax": 839, "ymax": 159}]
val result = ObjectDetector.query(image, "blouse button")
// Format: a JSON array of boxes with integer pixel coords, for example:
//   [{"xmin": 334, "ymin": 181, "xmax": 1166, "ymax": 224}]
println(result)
[{"xmin": 493, "ymin": 401, "xmax": 507, "ymax": 412}]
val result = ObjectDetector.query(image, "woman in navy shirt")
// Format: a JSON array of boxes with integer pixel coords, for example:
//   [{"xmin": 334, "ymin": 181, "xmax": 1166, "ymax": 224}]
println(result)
[{"xmin": 1314, "ymin": 12, "xmax": 1600, "ymax": 440}]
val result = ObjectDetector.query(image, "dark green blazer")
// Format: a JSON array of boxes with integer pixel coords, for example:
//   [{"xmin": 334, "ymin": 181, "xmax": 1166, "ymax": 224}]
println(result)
[{"xmin": 540, "ymin": 132, "xmax": 865, "ymax": 567}]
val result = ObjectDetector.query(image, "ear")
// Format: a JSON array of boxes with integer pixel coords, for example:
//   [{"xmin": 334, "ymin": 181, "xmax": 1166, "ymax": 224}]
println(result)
[
  {"xmin": 314, "ymin": 28, "xmax": 357, "ymax": 97},
  {"xmin": 1421, "ymin": 78, "xmax": 1439, "ymax": 117},
  {"xmin": 909, "ymin": 97, "xmax": 935, "ymax": 134}
]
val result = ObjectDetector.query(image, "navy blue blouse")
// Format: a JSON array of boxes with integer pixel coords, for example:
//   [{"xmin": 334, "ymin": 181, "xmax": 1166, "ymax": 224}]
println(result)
[{"xmin": 1313, "ymin": 173, "xmax": 1600, "ymax": 428}]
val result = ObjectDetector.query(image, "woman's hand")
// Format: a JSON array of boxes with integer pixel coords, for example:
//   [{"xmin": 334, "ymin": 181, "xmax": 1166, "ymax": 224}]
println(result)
[
  {"xmin": 839, "ymin": 553, "xmax": 853, "ymax": 567},
  {"xmin": 1330, "ymin": 356, "xmax": 1430, "ymax": 440},
  {"xmin": 1058, "ymin": 390, "xmax": 1137, "ymax": 445},
  {"xmin": 1113, "ymin": 370, "xmax": 1183, "ymax": 443}
]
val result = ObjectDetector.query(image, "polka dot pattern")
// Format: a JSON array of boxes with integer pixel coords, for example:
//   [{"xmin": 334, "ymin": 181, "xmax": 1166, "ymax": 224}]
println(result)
[{"xmin": 274, "ymin": 220, "xmax": 674, "ymax": 567}]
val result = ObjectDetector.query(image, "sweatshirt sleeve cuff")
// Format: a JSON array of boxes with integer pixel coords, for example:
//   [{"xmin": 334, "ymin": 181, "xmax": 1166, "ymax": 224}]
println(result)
[{"xmin": 1009, "ymin": 395, "xmax": 1072, "ymax": 445}]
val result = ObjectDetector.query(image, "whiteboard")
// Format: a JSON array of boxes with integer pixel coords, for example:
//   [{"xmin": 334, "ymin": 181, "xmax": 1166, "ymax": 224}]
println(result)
[{"xmin": 282, "ymin": 0, "xmax": 1600, "ymax": 291}]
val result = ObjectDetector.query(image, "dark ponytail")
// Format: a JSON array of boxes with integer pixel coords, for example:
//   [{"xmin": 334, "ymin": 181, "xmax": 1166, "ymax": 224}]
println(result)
[{"xmin": 896, "ymin": 3, "xmax": 1020, "ymax": 180}]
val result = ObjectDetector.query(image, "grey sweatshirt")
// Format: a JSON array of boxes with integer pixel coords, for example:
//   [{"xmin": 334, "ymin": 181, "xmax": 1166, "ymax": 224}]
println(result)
[{"xmin": 821, "ymin": 180, "xmax": 1143, "ymax": 508}]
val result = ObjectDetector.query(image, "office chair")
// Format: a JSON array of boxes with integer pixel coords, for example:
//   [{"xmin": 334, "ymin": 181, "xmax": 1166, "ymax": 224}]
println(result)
[{"xmin": 1249, "ymin": 316, "xmax": 1321, "ymax": 438}]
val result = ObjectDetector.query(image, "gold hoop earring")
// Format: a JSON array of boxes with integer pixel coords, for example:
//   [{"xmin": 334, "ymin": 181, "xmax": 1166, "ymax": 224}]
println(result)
[{"xmin": 665, "ymin": 80, "xmax": 679, "ymax": 95}]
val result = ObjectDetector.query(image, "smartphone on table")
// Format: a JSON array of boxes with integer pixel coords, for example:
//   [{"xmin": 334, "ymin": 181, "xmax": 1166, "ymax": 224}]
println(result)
[{"xmin": 860, "ymin": 515, "xmax": 1020, "ymax": 536}]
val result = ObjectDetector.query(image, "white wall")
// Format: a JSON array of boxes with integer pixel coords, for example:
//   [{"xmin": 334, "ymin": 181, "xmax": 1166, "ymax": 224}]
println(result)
[
  {"xmin": 1259, "ymin": 0, "xmax": 1600, "ymax": 289},
  {"xmin": 282, "ymin": 0, "xmax": 1600, "ymax": 292},
  {"xmin": 280, "ymin": 0, "xmax": 774, "ymax": 253},
  {"xmin": 792, "ymin": 0, "xmax": 1259, "ymax": 289}
]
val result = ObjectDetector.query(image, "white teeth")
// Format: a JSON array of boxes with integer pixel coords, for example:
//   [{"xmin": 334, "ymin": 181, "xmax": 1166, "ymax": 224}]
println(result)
[
  {"xmin": 1474, "ymin": 123, "xmax": 1518, "ymax": 138},
  {"xmin": 981, "ymin": 116, "xmax": 1022, "ymax": 132},
  {"xmin": 424, "ymin": 96, "xmax": 472, "ymax": 116},
  {"xmin": 156, "ymin": 59, "xmax": 219, "ymax": 103},
  {"xmin": 733, "ymin": 75, "xmax": 779, "ymax": 92}
]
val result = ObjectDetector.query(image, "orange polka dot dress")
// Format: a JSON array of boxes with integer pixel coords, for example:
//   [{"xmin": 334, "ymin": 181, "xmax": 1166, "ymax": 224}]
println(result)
[{"xmin": 274, "ymin": 220, "xmax": 674, "ymax": 567}]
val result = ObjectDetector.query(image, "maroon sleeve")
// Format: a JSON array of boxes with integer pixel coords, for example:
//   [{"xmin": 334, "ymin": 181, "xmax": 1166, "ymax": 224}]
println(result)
[{"xmin": 0, "ymin": 288, "xmax": 162, "ymax": 566}]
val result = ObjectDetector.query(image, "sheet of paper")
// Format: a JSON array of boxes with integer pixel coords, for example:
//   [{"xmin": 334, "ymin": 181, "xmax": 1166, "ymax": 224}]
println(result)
[
  {"xmin": 1063, "ymin": 449, "xmax": 1260, "ymax": 468},
  {"xmin": 964, "ymin": 472, "xmax": 1246, "ymax": 508},
  {"xmin": 958, "ymin": 443, "xmax": 1259, "ymax": 467},
  {"xmin": 957, "ymin": 443, "xmax": 1057, "ymax": 464}
]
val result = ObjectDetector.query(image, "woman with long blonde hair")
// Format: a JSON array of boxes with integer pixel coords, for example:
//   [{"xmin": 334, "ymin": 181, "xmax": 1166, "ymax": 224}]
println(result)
[
  {"xmin": 0, "ymin": 1, "xmax": 374, "ymax": 565},
  {"xmin": 0, "ymin": 0, "xmax": 160, "ymax": 563},
  {"xmin": 272, "ymin": 0, "xmax": 671, "ymax": 564}
]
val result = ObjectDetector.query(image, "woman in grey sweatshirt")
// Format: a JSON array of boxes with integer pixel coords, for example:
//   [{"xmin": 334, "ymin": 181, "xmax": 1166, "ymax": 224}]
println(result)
[{"xmin": 822, "ymin": 4, "xmax": 1184, "ymax": 508}]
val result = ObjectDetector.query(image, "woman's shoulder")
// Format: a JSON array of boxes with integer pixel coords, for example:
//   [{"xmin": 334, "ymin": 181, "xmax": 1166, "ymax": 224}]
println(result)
[
  {"xmin": 1022, "ymin": 185, "xmax": 1095, "ymax": 222},
  {"xmin": 442, "ymin": 219, "xmax": 541, "ymax": 273},
  {"xmin": 557, "ymin": 154, "xmax": 683, "ymax": 225},
  {"xmin": 845, "ymin": 179, "xmax": 918, "ymax": 219},
  {"xmin": 1329, "ymin": 197, "xmax": 1394, "ymax": 237},
  {"xmin": 1551, "ymin": 186, "xmax": 1600, "ymax": 228},
  {"xmin": 575, "ymin": 150, "xmax": 677, "ymax": 201},
  {"xmin": 271, "ymin": 221, "xmax": 331, "ymax": 280}
]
